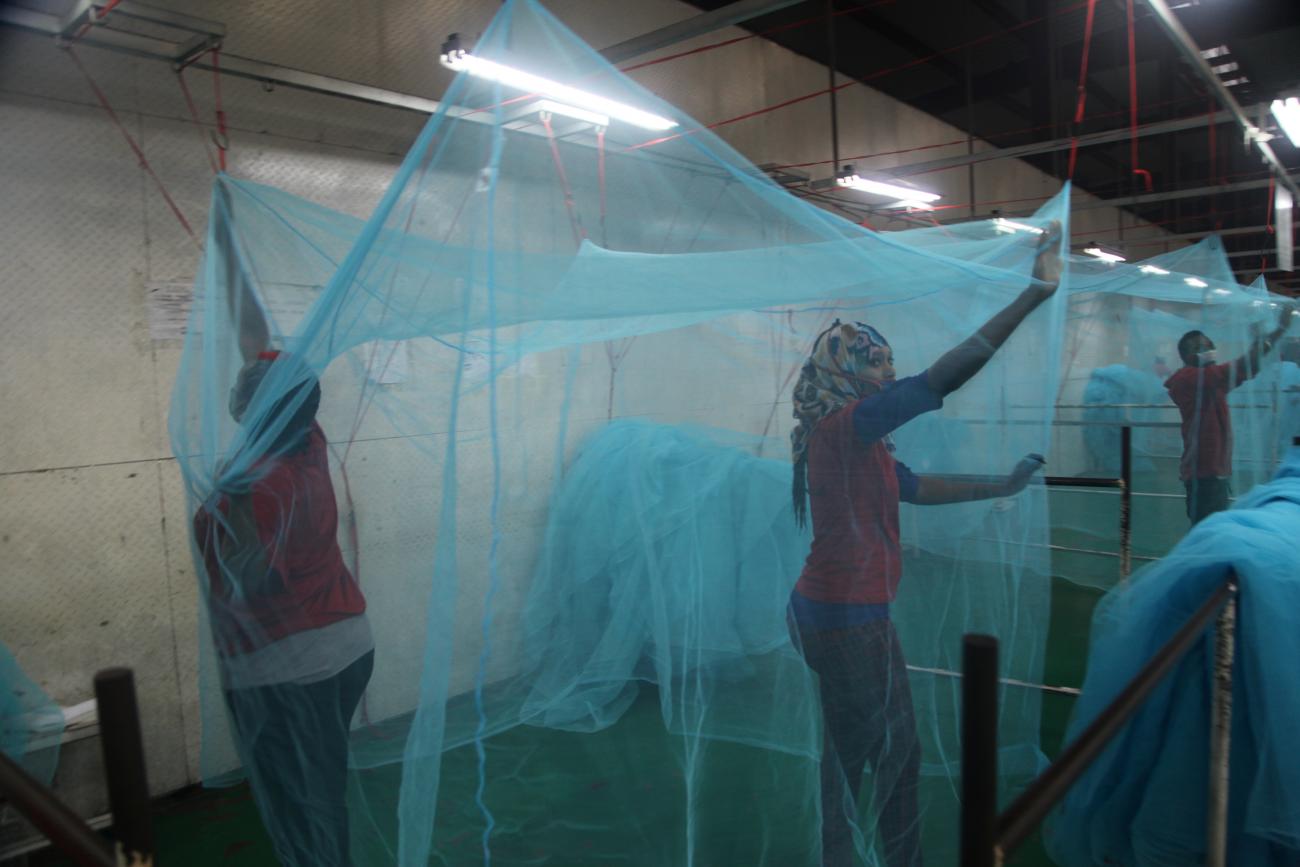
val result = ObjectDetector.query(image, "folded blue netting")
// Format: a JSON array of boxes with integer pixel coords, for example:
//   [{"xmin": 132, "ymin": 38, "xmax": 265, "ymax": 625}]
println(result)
[{"xmin": 1046, "ymin": 446, "xmax": 1300, "ymax": 866}]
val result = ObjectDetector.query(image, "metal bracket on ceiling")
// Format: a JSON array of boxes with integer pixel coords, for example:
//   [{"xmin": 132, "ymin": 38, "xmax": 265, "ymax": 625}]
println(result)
[
  {"xmin": 756, "ymin": 163, "xmax": 811, "ymax": 189},
  {"xmin": 57, "ymin": 0, "xmax": 225, "ymax": 66}
]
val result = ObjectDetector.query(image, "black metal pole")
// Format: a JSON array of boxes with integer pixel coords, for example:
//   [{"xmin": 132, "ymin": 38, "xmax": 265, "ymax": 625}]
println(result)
[
  {"xmin": 0, "ymin": 752, "xmax": 115, "ymax": 867},
  {"xmin": 1120, "ymin": 426, "xmax": 1132, "ymax": 578},
  {"xmin": 962, "ymin": 634, "xmax": 999, "ymax": 867},
  {"xmin": 93, "ymin": 667, "xmax": 155, "ymax": 863},
  {"xmin": 996, "ymin": 577, "xmax": 1235, "ymax": 856}
]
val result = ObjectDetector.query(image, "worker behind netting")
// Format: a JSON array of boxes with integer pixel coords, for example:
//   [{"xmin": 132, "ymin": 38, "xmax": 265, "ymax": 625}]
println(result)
[
  {"xmin": 192, "ymin": 210, "xmax": 373, "ymax": 867},
  {"xmin": 787, "ymin": 223, "xmax": 1062, "ymax": 867},
  {"xmin": 1165, "ymin": 303, "xmax": 1295, "ymax": 525}
]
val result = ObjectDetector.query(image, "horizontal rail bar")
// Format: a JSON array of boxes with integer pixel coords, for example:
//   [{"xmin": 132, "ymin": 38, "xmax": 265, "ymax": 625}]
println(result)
[
  {"xmin": 995, "ymin": 576, "xmax": 1236, "ymax": 856},
  {"xmin": 1045, "ymin": 476, "xmax": 1122, "ymax": 489},
  {"xmin": 0, "ymin": 752, "xmax": 115, "ymax": 867}
]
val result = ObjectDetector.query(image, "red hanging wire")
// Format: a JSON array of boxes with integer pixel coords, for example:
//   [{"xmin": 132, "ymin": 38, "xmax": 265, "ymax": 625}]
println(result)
[
  {"xmin": 211, "ymin": 47, "xmax": 229, "ymax": 172},
  {"xmin": 1067, "ymin": 0, "xmax": 1099, "ymax": 179},
  {"xmin": 176, "ymin": 70, "xmax": 220, "ymax": 174},
  {"xmin": 65, "ymin": 46, "xmax": 200, "ymax": 247},
  {"xmin": 541, "ymin": 114, "xmax": 587, "ymax": 247},
  {"xmin": 597, "ymin": 127, "xmax": 608, "ymax": 246},
  {"xmin": 1126, "ymin": 0, "xmax": 1152, "ymax": 191}
]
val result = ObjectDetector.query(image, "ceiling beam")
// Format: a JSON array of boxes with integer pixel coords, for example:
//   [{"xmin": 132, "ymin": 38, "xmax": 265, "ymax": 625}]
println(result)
[
  {"xmin": 889, "ymin": 109, "xmax": 1236, "ymax": 178},
  {"xmin": 1141, "ymin": 0, "xmax": 1300, "ymax": 200},
  {"xmin": 1073, "ymin": 177, "xmax": 1287, "ymax": 210},
  {"xmin": 600, "ymin": 0, "xmax": 807, "ymax": 63}
]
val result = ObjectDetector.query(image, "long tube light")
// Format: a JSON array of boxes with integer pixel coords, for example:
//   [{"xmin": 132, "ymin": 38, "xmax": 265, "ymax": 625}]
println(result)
[
  {"xmin": 1084, "ymin": 245, "xmax": 1126, "ymax": 263},
  {"xmin": 993, "ymin": 217, "xmax": 1044, "ymax": 235},
  {"xmin": 835, "ymin": 166, "xmax": 941, "ymax": 203},
  {"xmin": 1273, "ymin": 98, "xmax": 1300, "ymax": 147},
  {"xmin": 1185, "ymin": 277, "xmax": 1209, "ymax": 288},
  {"xmin": 440, "ymin": 47, "xmax": 677, "ymax": 131},
  {"xmin": 534, "ymin": 99, "xmax": 609, "ymax": 127},
  {"xmin": 1139, "ymin": 264, "xmax": 1171, "ymax": 275}
]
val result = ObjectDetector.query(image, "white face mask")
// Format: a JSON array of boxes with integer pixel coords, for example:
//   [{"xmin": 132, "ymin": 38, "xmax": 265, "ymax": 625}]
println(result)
[{"xmin": 1197, "ymin": 349, "xmax": 1218, "ymax": 365}]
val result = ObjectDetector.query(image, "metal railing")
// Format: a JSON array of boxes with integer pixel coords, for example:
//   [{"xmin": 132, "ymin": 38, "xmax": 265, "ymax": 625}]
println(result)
[
  {"xmin": 0, "ymin": 667, "xmax": 155, "ymax": 866},
  {"xmin": 960, "ymin": 574, "xmax": 1239, "ymax": 867},
  {"xmin": 1043, "ymin": 426, "xmax": 1133, "ymax": 578}
]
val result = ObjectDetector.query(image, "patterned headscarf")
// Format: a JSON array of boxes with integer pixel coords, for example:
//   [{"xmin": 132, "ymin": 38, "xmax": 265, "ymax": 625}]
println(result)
[{"xmin": 791, "ymin": 319, "xmax": 891, "ymax": 527}]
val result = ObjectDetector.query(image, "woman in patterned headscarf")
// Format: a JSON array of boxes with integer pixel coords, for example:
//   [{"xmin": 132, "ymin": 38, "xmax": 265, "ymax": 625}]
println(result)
[{"xmin": 790, "ymin": 222, "xmax": 1062, "ymax": 867}]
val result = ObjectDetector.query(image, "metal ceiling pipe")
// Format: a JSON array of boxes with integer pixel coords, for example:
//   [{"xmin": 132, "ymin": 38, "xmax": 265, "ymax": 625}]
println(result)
[
  {"xmin": 600, "ymin": 0, "xmax": 807, "ymax": 64},
  {"xmin": 1073, "ymin": 177, "xmax": 1292, "ymax": 209},
  {"xmin": 889, "ymin": 110, "xmax": 1237, "ymax": 178},
  {"xmin": 1141, "ymin": 0, "xmax": 1300, "ymax": 201}
]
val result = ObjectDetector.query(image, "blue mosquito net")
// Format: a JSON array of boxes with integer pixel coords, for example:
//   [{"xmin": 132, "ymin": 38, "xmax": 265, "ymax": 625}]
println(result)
[
  {"xmin": 0, "ymin": 642, "xmax": 63, "ymax": 788},
  {"xmin": 166, "ymin": 1, "xmax": 1295, "ymax": 865}
]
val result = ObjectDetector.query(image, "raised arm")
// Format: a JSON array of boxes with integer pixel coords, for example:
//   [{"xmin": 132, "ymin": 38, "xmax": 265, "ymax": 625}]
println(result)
[
  {"xmin": 214, "ymin": 187, "xmax": 271, "ymax": 363},
  {"xmin": 1233, "ymin": 304, "xmax": 1295, "ymax": 384},
  {"xmin": 927, "ymin": 221, "xmax": 1063, "ymax": 397}
]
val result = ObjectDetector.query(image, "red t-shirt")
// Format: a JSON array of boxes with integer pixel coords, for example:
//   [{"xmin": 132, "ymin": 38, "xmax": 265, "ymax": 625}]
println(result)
[
  {"xmin": 795, "ymin": 389, "xmax": 932, "ymax": 605},
  {"xmin": 194, "ymin": 423, "xmax": 366, "ymax": 655},
  {"xmin": 1165, "ymin": 363, "xmax": 1236, "ymax": 481}
]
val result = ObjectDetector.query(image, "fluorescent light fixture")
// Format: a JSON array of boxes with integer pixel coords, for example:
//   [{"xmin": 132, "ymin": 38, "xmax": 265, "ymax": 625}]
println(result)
[
  {"xmin": 1213, "ymin": 287, "xmax": 1233, "ymax": 296},
  {"xmin": 440, "ymin": 50, "xmax": 677, "ymax": 131},
  {"xmin": 1212, "ymin": 62, "xmax": 1239, "ymax": 75},
  {"xmin": 992, "ymin": 217, "xmax": 1044, "ymax": 235},
  {"xmin": 1084, "ymin": 246, "xmax": 1126, "ymax": 264},
  {"xmin": 1222, "ymin": 77, "xmax": 1249, "ymax": 88},
  {"xmin": 1139, "ymin": 264, "xmax": 1171, "ymax": 276},
  {"xmin": 888, "ymin": 199, "xmax": 935, "ymax": 211},
  {"xmin": 533, "ymin": 99, "xmax": 609, "ymax": 127},
  {"xmin": 1200, "ymin": 45, "xmax": 1229, "ymax": 60},
  {"xmin": 1185, "ymin": 277, "xmax": 1209, "ymax": 288},
  {"xmin": 1278, "ymin": 187, "xmax": 1294, "ymax": 210},
  {"xmin": 835, "ymin": 167, "xmax": 941, "ymax": 203},
  {"xmin": 1272, "ymin": 97, "xmax": 1300, "ymax": 147}
]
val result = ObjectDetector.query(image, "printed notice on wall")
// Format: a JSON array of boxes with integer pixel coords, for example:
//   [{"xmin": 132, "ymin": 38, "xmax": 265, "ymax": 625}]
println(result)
[
  {"xmin": 148, "ymin": 281, "xmax": 322, "ymax": 341},
  {"xmin": 148, "ymin": 282, "xmax": 195, "ymax": 341}
]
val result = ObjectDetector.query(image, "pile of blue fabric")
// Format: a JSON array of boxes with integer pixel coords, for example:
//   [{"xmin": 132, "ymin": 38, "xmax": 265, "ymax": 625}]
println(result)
[{"xmin": 1046, "ymin": 446, "xmax": 1300, "ymax": 866}]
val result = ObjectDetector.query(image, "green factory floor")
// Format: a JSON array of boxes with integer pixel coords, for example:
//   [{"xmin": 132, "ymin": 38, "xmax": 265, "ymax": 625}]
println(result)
[
  {"xmin": 22, "ymin": 578, "xmax": 1107, "ymax": 867},
  {"xmin": 24, "ymin": 481, "xmax": 1193, "ymax": 867}
]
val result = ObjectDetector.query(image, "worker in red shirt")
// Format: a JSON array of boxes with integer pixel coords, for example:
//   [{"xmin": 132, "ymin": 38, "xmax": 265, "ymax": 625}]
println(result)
[
  {"xmin": 788, "ymin": 222, "xmax": 1062, "ymax": 867},
  {"xmin": 1165, "ymin": 303, "xmax": 1295, "ymax": 525},
  {"xmin": 192, "ymin": 207, "xmax": 372, "ymax": 867}
]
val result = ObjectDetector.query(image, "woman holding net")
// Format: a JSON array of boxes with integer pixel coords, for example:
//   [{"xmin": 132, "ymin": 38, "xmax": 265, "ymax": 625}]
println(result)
[
  {"xmin": 192, "ymin": 207, "xmax": 372, "ymax": 867},
  {"xmin": 789, "ymin": 223, "xmax": 1062, "ymax": 867}
]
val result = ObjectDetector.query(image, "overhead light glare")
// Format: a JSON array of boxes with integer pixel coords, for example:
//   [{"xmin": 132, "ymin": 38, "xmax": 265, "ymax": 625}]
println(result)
[
  {"xmin": 1212, "ymin": 62, "xmax": 1239, "ymax": 75},
  {"xmin": 1084, "ymin": 245, "xmax": 1126, "ymax": 264},
  {"xmin": 1199, "ymin": 45, "xmax": 1229, "ymax": 60},
  {"xmin": 1139, "ymin": 265, "xmax": 1171, "ymax": 276},
  {"xmin": 993, "ymin": 217, "xmax": 1044, "ymax": 235},
  {"xmin": 1222, "ymin": 77, "xmax": 1249, "ymax": 88},
  {"xmin": 1272, "ymin": 97, "xmax": 1300, "ymax": 147},
  {"xmin": 1185, "ymin": 277, "xmax": 1209, "ymax": 288},
  {"xmin": 439, "ymin": 46, "xmax": 677, "ymax": 131},
  {"xmin": 533, "ymin": 99, "xmax": 609, "ymax": 127},
  {"xmin": 835, "ymin": 166, "xmax": 941, "ymax": 202}
]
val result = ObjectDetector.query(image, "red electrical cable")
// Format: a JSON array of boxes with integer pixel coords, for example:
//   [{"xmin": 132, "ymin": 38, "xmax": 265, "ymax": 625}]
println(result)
[
  {"xmin": 628, "ymin": 0, "xmax": 1089, "ymax": 152},
  {"xmin": 1126, "ymin": 0, "xmax": 1152, "ymax": 192},
  {"xmin": 66, "ymin": 47, "xmax": 200, "ymax": 246},
  {"xmin": 597, "ymin": 127, "xmax": 608, "ymax": 246},
  {"xmin": 211, "ymin": 47, "xmax": 229, "ymax": 172},
  {"xmin": 176, "ymin": 69, "xmax": 220, "ymax": 174},
  {"xmin": 541, "ymin": 114, "xmax": 588, "ymax": 247},
  {"xmin": 1067, "ymin": 0, "xmax": 1099, "ymax": 179}
]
